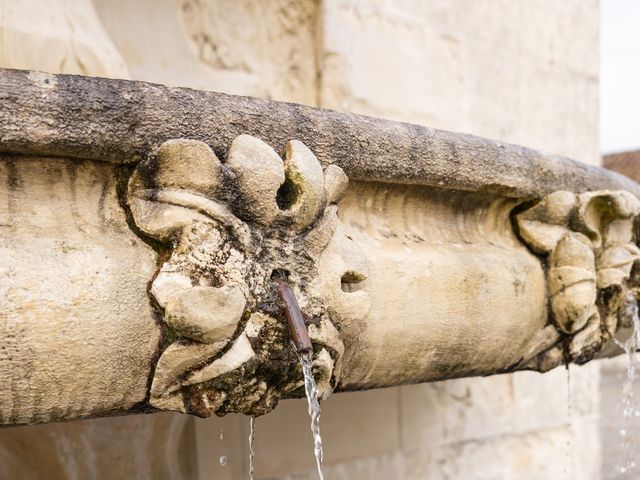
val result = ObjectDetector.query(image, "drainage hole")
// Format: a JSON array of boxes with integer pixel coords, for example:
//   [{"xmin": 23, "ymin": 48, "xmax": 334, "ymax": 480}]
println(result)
[{"xmin": 341, "ymin": 271, "xmax": 366, "ymax": 293}]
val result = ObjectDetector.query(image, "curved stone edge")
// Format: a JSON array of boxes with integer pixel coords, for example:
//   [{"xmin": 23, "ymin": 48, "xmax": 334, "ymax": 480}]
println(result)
[{"xmin": 0, "ymin": 67, "xmax": 638, "ymax": 199}]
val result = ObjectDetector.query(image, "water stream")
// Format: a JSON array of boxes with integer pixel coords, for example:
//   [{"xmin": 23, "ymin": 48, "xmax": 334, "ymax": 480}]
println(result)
[
  {"xmin": 299, "ymin": 352, "xmax": 324, "ymax": 480},
  {"xmin": 248, "ymin": 417, "xmax": 256, "ymax": 480},
  {"xmin": 565, "ymin": 364, "xmax": 572, "ymax": 480},
  {"xmin": 614, "ymin": 295, "xmax": 640, "ymax": 475}
]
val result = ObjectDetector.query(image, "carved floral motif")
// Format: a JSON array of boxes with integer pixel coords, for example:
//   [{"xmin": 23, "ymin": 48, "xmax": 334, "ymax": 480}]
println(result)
[
  {"xmin": 516, "ymin": 190, "xmax": 640, "ymax": 370},
  {"xmin": 127, "ymin": 135, "xmax": 369, "ymax": 416}
]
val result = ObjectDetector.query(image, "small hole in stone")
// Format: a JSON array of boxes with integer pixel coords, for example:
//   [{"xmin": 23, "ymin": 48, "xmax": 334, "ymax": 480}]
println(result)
[
  {"xmin": 271, "ymin": 269, "xmax": 291, "ymax": 281},
  {"xmin": 276, "ymin": 176, "xmax": 300, "ymax": 210},
  {"xmin": 341, "ymin": 271, "xmax": 366, "ymax": 293},
  {"xmin": 630, "ymin": 261, "xmax": 640, "ymax": 283}
]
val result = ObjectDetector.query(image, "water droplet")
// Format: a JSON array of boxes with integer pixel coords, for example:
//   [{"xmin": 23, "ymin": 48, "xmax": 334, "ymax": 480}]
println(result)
[
  {"xmin": 620, "ymin": 429, "xmax": 627, "ymax": 437},
  {"xmin": 219, "ymin": 428, "xmax": 224, "ymax": 441},
  {"xmin": 219, "ymin": 455, "xmax": 227, "ymax": 466}
]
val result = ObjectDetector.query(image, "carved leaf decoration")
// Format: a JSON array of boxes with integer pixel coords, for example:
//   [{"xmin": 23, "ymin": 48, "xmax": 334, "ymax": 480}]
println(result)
[
  {"xmin": 516, "ymin": 190, "xmax": 640, "ymax": 368},
  {"xmin": 577, "ymin": 190, "xmax": 640, "ymax": 248},
  {"xmin": 516, "ymin": 191, "xmax": 577, "ymax": 253},
  {"xmin": 127, "ymin": 136, "xmax": 370, "ymax": 417},
  {"xmin": 547, "ymin": 233, "xmax": 597, "ymax": 334},
  {"xmin": 597, "ymin": 243, "xmax": 640, "ymax": 288}
]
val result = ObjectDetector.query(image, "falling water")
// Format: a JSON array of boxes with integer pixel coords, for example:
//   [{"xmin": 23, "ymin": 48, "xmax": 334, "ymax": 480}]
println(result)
[
  {"xmin": 614, "ymin": 295, "xmax": 640, "ymax": 475},
  {"xmin": 565, "ymin": 364, "xmax": 573, "ymax": 480},
  {"xmin": 299, "ymin": 352, "xmax": 324, "ymax": 480},
  {"xmin": 248, "ymin": 417, "xmax": 256, "ymax": 480}
]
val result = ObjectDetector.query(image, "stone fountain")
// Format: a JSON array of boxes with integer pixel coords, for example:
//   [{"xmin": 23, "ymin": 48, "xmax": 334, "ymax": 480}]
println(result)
[{"xmin": 1, "ymin": 68, "xmax": 638, "ymax": 429}]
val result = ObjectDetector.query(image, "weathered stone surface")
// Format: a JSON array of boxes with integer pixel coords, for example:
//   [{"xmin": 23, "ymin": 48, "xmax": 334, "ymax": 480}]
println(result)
[
  {"xmin": 151, "ymin": 139, "xmax": 225, "ymax": 197},
  {"xmin": 129, "ymin": 135, "xmax": 360, "ymax": 417},
  {"xmin": 516, "ymin": 190, "xmax": 640, "ymax": 368},
  {"xmin": 323, "ymin": 164, "xmax": 349, "ymax": 204},
  {"xmin": 318, "ymin": 0, "xmax": 599, "ymax": 168},
  {"xmin": 0, "ymin": 2, "xmax": 623, "ymax": 480},
  {"xmin": 150, "ymin": 341, "xmax": 228, "ymax": 413},
  {"xmin": 165, "ymin": 285, "xmax": 246, "ymax": 343},
  {"xmin": 225, "ymin": 134, "xmax": 285, "ymax": 224},
  {"xmin": 2, "ymin": 146, "xmax": 634, "ymax": 426},
  {"xmin": 0, "ymin": 157, "xmax": 160, "ymax": 425},
  {"xmin": 281, "ymin": 140, "xmax": 328, "ymax": 230},
  {"xmin": 336, "ymin": 182, "xmax": 548, "ymax": 389},
  {"xmin": 0, "ymin": 68, "xmax": 636, "ymax": 199}
]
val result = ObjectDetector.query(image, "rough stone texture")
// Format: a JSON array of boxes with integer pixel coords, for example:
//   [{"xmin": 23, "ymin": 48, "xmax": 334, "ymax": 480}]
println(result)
[
  {"xmin": 1, "ymin": 68, "xmax": 632, "ymax": 201},
  {"xmin": 129, "ymin": 136, "xmax": 359, "ymax": 417},
  {"xmin": 516, "ymin": 190, "xmax": 640, "ymax": 367},
  {"xmin": 337, "ymin": 183, "xmax": 548, "ymax": 388},
  {"xmin": 0, "ymin": 1, "xmax": 609, "ymax": 480},
  {"xmin": 239, "ymin": 1, "xmax": 603, "ymax": 479},
  {"xmin": 0, "ymin": 138, "xmax": 611, "ymax": 424},
  {"xmin": 164, "ymin": 286, "xmax": 246, "ymax": 344},
  {"xmin": 0, "ymin": 157, "xmax": 160, "ymax": 425},
  {"xmin": 0, "ymin": 3, "xmax": 199, "ymax": 478}
]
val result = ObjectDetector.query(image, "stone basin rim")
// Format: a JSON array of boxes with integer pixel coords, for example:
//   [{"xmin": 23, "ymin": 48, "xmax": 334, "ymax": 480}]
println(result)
[{"xmin": 0, "ymin": 67, "xmax": 636, "ymax": 199}]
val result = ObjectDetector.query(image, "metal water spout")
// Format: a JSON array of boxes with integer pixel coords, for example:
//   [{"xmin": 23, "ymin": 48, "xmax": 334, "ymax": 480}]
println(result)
[
  {"xmin": 272, "ymin": 278, "xmax": 313, "ymax": 354},
  {"xmin": 272, "ymin": 277, "xmax": 324, "ymax": 479}
]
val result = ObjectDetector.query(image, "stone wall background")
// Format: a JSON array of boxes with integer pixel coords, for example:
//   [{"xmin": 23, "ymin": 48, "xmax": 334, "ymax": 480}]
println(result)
[{"xmin": 0, "ymin": 1, "xmax": 623, "ymax": 479}]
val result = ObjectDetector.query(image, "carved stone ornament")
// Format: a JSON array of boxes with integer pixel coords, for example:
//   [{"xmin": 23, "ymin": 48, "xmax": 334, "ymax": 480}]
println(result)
[
  {"xmin": 127, "ymin": 135, "xmax": 370, "ymax": 417},
  {"xmin": 516, "ymin": 190, "xmax": 640, "ymax": 370}
]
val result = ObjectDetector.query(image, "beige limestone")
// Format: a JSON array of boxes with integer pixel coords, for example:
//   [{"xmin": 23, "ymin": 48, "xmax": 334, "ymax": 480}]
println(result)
[
  {"xmin": 0, "ymin": 124, "xmax": 594, "ymax": 424},
  {"xmin": 1, "ymin": 143, "xmax": 616, "ymax": 479},
  {"xmin": 0, "ymin": 0, "xmax": 129, "ymax": 78},
  {"xmin": 308, "ymin": 2, "xmax": 601, "ymax": 480},
  {"xmin": 128, "ymin": 135, "xmax": 357, "ymax": 417},
  {"xmin": 318, "ymin": 0, "xmax": 599, "ymax": 167},
  {"xmin": 311, "ymin": 4, "xmax": 601, "ymax": 480},
  {"xmin": 152, "ymin": 139, "xmax": 226, "ymax": 197},
  {"xmin": 0, "ymin": 1, "xmax": 611, "ymax": 480},
  {"xmin": 337, "ymin": 183, "xmax": 548, "ymax": 388},
  {"xmin": 516, "ymin": 190, "xmax": 640, "ymax": 366},
  {"xmin": 92, "ymin": 0, "xmax": 318, "ymax": 104},
  {"xmin": 165, "ymin": 285, "xmax": 246, "ymax": 343},
  {"xmin": 0, "ymin": 157, "xmax": 160, "ymax": 424},
  {"xmin": 225, "ymin": 134, "xmax": 287, "ymax": 225}
]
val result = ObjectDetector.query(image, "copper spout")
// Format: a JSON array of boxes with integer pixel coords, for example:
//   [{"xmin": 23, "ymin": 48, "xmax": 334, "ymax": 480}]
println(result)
[{"xmin": 272, "ymin": 279, "xmax": 313, "ymax": 354}]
